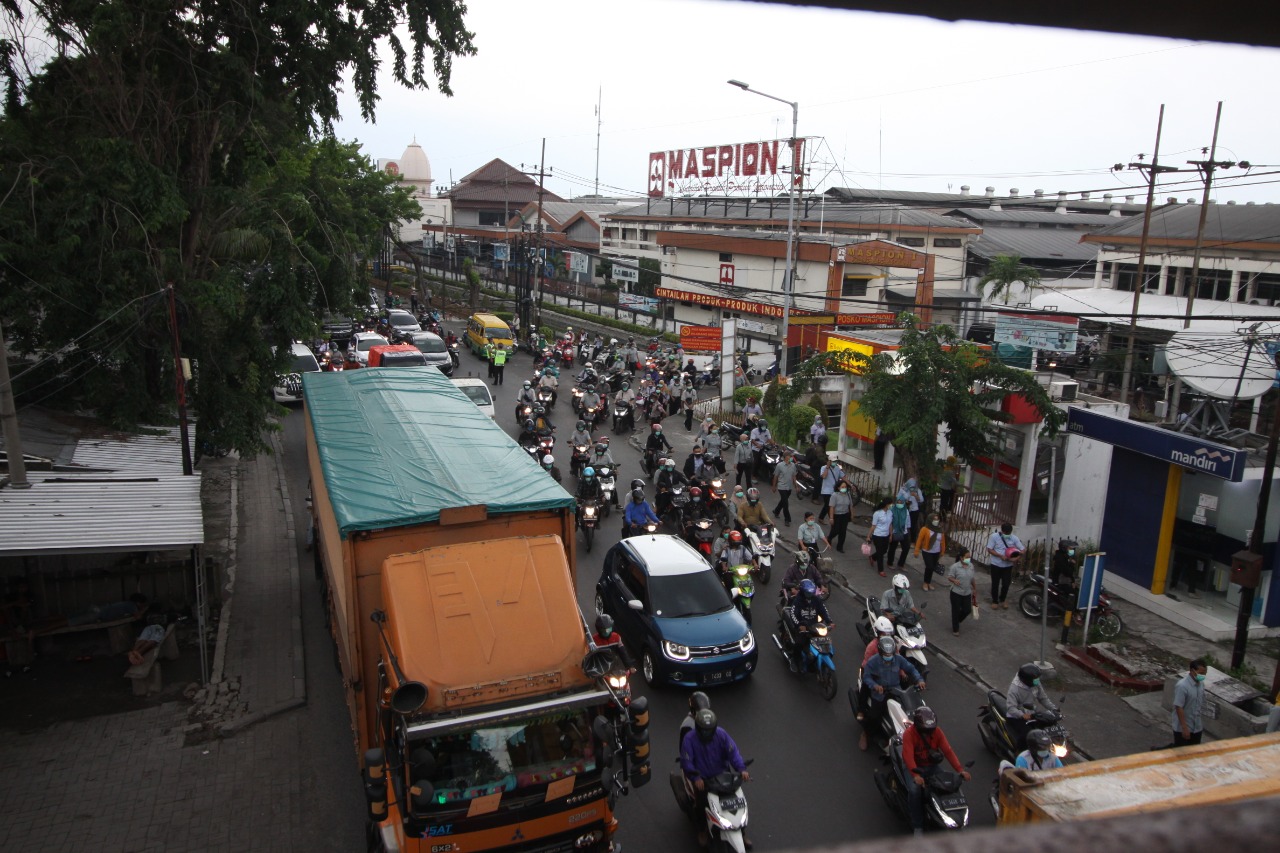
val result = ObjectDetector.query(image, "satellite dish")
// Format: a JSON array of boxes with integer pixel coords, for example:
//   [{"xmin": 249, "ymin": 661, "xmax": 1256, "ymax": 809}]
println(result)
[{"xmin": 1165, "ymin": 328, "xmax": 1278, "ymax": 400}]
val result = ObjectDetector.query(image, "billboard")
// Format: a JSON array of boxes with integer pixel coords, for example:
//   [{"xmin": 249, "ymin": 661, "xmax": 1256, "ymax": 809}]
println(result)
[
  {"xmin": 610, "ymin": 261, "xmax": 639, "ymax": 283},
  {"xmin": 648, "ymin": 138, "xmax": 806, "ymax": 198},
  {"xmin": 993, "ymin": 311, "xmax": 1079, "ymax": 352},
  {"xmin": 680, "ymin": 325, "xmax": 722, "ymax": 352},
  {"xmin": 619, "ymin": 293, "xmax": 659, "ymax": 314}
]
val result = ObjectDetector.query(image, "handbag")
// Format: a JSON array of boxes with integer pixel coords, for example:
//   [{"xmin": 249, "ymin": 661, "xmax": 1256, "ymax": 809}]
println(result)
[{"xmin": 860, "ymin": 541, "xmax": 873, "ymax": 557}]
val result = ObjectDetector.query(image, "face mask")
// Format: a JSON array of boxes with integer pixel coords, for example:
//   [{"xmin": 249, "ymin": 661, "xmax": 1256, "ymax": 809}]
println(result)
[
  {"xmin": 896, "ymin": 503, "xmax": 905, "ymax": 509},
  {"xmin": 1194, "ymin": 673, "xmax": 1206, "ymax": 682},
  {"xmin": 1067, "ymin": 550, "xmax": 1075, "ymax": 557},
  {"xmin": 735, "ymin": 491, "xmax": 745, "ymax": 499},
  {"xmin": 880, "ymin": 653, "xmax": 894, "ymax": 663},
  {"xmin": 839, "ymin": 488, "xmax": 848, "ymax": 494},
  {"xmin": 1032, "ymin": 678, "xmax": 1040, "ymax": 686},
  {"xmin": 1035, "ymin": 750, "xmax": 1050, "ymax": 759},
  {"xmin": 963, "ymin": 558, "xmax": 972, "ymax": 565}
]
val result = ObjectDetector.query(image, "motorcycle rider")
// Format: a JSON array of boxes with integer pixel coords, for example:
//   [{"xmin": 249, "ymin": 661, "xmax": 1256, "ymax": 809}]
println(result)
[
  {"xmin": 591, "ymin": 613, "xmax": 634, "ymax": 671},
  {"xmin": 679, "ymin": 709, "xmax": 752, "ymax": 849},
  {"xmin": 698, "ymin": 419, "xmax": 726, "ymax": 472},
  {"xmin": 1015, "ymin": 729, "xmax": 1063, "ymax": 771},
  {"xmin": 541, "ymin": 454, "xmax": 562, "ymax": 484},
  {"xmin": 860, "ymin": 636, "xmax": 926, "ymax": 751},
  {"xmin": 736, "ymin": 487, "xmax": 773, "ymax": 532},
  {"xmin": 782, "ymin": 550, "xmax": 825, "ymax": 600},
  {"xmin": 716, "ymin": 530, "xmax": 757, "ymax": 580},
  {"xmin": 623, "ymin": 488, "xmax": 660, "ymax": 537},
  {"xmin": 862, "ymin": 616, "xmax": 897, "ymax": 666},
  {"xmin": 532, "ymin": 403, "xmax": 554, "ymax": 436},
  {"xmin": 796, "ymin": 511, "xmax": 830, "ymax": 565},
  {"xmin": 741, "ymin": 395, "xmax": 763, "ymax": 427},
  {"xmin": 517, "ymin": 419, "xmax": 539, "ymax": 448},
  {"xmin": 569, "ymin": 420, "xmax": 593, "ymax": 452},
  {"xmin": 575, "ymin": 467, "xmax": 603, "ymax": 528},
  {"xmin": 684, "ymin": 445, "xmax": 713, "ymax": 484},
  {"xmin": 748, "ymin": 418, "xmax": 773, "ymax": 476},
  {"xmin": 881, "ymin": 573, "xmax": 923, "ymax": 623},
  {"xmin": 580, "ymin": 382, "xmax": 603, "ymax": 426},
  {"xmin": 1005, "ymin": 663, "xmax": 1060, "ymax": 751},
  {"xmin": 902, "ymin": 707, "xmax": 971, "ymax": 837},
  {"xmin": 655, "ymin": 458, "xmax": 689, "ymax": 518},
  {"xmin": 614, "ymin": 379, "xmax": 636, "ymax": 405},
  {"xmin": 591, "ymin": 438, "xmax": 618, "ymax": 470},
  {"xmin": 645, "ymin": 423, "xmax": 672, "ymax": 474},
  {"xmin": 1052, "ymin": 539, "xmax": 1079, "ymax": 596},
  {"xmin": 538, "ymin": 366, "xmax": 559, "ymax": 406},
  {"xmin": 514, "ymin": 380, "xmax": 537, "ymax": 420},
  {"xmin": 782, "ymin": 578, "xmax": 832, "ymax": 672},
  {"xmin": 679, "ymin": 691, "xmax": 712, "ymax": 750}
]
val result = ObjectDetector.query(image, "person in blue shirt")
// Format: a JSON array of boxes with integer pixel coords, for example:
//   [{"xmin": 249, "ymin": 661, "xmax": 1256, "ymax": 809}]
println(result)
[
  {"xmin": 1015, "ymin": 729, "xmax": 1063, "ymax": 771},
  {"xmin": 623, "ymin": 488, "xmax": 659, "ymax": 537},
  {"xmin": 680, "ymin": 709, "xmax": 752, "ymax": 848},
  {"xmin": 859, "ymin": 635, "xmax": 925, "ymax": 751}
]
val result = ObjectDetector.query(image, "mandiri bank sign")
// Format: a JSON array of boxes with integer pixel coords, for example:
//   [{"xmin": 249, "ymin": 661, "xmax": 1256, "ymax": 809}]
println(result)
[{"xmin": 648, "ymin": 138, "xmax": 805, "ymax": 198}]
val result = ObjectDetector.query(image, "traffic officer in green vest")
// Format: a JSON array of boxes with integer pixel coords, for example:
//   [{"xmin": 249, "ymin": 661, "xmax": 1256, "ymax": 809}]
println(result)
[
  {"xmin": 492, "ymin": 344, "xmax": 508, "ymax": 385},
  {"xmin": 483, "ymin": 340, "xmax": 495, "ymax": 381}
]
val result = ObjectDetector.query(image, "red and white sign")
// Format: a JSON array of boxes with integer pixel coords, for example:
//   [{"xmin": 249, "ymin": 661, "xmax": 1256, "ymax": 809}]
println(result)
[
  {"xmin": 680, "ymin": 325, "xmax": 723, "ymax": 352},
  {"xmin": 719, "ymin": 263, "xmax": 735, "ymax": 286},
  {"xmin": 648, "ymin": 138, "xmax": 806, "ymax": 198},
  {"xmin": 655, "ymin": 286, "xmax": 783, "ymax": 318}
]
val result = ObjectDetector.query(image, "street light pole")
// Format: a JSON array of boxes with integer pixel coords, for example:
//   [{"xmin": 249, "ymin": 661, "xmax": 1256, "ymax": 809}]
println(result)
[{"xmin": 729, "ymin": 79, "xmax": 798, "ymax": 377}]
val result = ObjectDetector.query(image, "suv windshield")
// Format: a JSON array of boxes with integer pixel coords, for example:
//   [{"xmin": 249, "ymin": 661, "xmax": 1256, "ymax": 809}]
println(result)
[
  {"xmin": 650, "ymin": 570, "xmax": 733, "ymax": 618},
  {"xmin": 410, "ymin": 708, "xmax": 597, "ymax": 806},
  {"xmin": 413, "ymin": 336, "xmax": 447, "ymax": 354},
  {"xmin": 457, "ymin": 385, "xmax": 491, "ymax": 405},
  {"xmin": 290, "ymin": 354, "xmax": 319, "ymax": 373}
]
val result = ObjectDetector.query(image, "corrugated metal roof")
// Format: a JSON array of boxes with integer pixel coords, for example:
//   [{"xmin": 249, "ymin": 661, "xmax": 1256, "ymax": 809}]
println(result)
[
  {"xmin": 825, "ymin": 187, "xmax": 1147, "ymax": 215},
  {"xmin": 1086, "ymin": 203, "xmax": 1280, "ymax": 243},
  {"xmin": 969, "ymin": 227, "xmax": 1099, "ymax": 262},
  {"xmin": 1026, "ymin": 288, "xmax": 1280, "ymax": 334},
  {"xmin": 952, "ymin": 209, "xmax": 1120, "ymax": 226},
  {"xmin": 70, "ymin": 425, "xmax": 188, "ymax": 475},
  {"xmin": 606, "ymin": 199, "xmax": 977, "ymax": 231},
  {"xmin": 0, "ymin": 473, "xmax": 204, "ymax": 555}
]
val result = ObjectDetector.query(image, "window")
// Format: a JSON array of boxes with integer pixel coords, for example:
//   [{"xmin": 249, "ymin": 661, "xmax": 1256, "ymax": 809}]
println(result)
[
  {"xmin": 842, "ymin": 277, "xmax": 870, "ymax": 297},
  {"xmin": 897, "ymin": 237, "xmax": 925, "ymax": 248},
  {"xmin": 933, "ymin": 238, "xmax": 962, "ymax": 248},
  {"xmin": 479, "ymin": 211, "xmax": 505, "ymax": 226},
  {"xmin": 719, "ymin": 252, "xmax": 733, "ymax": 262}
]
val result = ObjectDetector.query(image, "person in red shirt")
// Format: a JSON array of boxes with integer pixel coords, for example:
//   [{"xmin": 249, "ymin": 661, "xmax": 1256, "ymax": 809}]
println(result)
[
  {"xmin": 591, "ymin": 613, "xmax": 633, "ymax": 668},
  {"xmin": 902, "ymin": 706, "xmax": 971, "ymax": 836}
]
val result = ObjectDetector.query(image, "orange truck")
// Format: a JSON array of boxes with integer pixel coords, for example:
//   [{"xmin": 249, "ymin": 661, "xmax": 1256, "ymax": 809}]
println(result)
[
  {"xmin": 367, "ymin": 343, "xmax": 429, "ymax": 368},
  {"xmin": 303, "ymin": 367, "xmax": 645, "ymax": 853}
]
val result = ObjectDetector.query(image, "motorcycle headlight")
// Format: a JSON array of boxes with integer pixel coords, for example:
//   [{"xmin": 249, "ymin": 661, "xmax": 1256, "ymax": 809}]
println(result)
[
  {"xmin": 711, "ymin": 479, "xmax": 723, "ymax": 490},
  {"xmin": 734, "ymin": 565, "xmax": 749, "ymax": 577},
  {"xmin": 584, "ymin": 506, "xmax": 597, "ymax": 518},
  {"xmin": 662, "ymin": 640, "xmax": 691, "ymax": 661},
  {"xmin": 606, "ymin": 673, "xmax": 629, "ymax": 690},
  {"xmin": 696, "ymin": 520, "xmax": 711, "ymax": 529},
  {"xmin": 815, "ymin": 624, "xmax": 828, "ymax": 637},
  {"xmin": 1052, "ymin": 743, "xmax": 1069, "ymax": 758},
  {"xmin": 739, "ymin": 631, "xmax": 755, "ymax": 653}
]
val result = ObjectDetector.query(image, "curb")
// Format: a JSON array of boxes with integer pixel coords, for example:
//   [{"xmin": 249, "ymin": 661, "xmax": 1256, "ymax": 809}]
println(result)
[{"xmin": 270, "ymin": 429, "xmax": 308, "ymax": 705}]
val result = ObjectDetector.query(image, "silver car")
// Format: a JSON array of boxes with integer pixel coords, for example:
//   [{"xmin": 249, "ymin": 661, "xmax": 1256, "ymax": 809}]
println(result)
[{"xmin": 405, "ymin": 331, "xmax": 453, "ymax": 376}]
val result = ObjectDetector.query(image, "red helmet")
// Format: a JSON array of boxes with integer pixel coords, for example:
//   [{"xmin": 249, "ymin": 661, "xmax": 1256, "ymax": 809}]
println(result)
[
  {"xmin": 729, "ymin": 530, "xmax": 743, "ymax": 543},
  {"xmin": 689, "ymin": 486, "xmax": 703, "ymax": 499}
]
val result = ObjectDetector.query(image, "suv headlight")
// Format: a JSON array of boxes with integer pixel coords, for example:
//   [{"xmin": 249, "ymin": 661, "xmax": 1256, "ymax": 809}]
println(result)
[
  {"xmin": 662, "ymin": 640, "xmax": 691, "ymax": 661},
  {"xmin": 739, "ymin": 631, "xmax": 755, "ymax": 653}
]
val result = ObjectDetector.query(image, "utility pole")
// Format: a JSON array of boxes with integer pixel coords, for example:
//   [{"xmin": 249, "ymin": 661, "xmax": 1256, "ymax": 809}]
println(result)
[
  {"xmin": 594, "ymin": 87, "xmax": 602, "ymax": 198},
  {"xmin": 0, "ymin": 319, "xmax": 31, "ymax": 489},
  {"xmin": 1235, "ymin": 379, "xmax": 1280, "ymax": 670},
  {"xmin": 522, "ymin": 141, "xmax": 552, "ymax": 327},
  {"xmin": 166, "ymin": 284, "xmax": 194, "ymax": 476},
  {"xmin": 1115, "ymin": 105, "xmax": 1175, "ymax": 407}
]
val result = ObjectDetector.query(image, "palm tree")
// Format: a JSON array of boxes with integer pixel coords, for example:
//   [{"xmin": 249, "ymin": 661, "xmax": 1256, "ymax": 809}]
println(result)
[{"xmin": 978, "ymin": 254, "xmax": 1042, "ymax": 304}]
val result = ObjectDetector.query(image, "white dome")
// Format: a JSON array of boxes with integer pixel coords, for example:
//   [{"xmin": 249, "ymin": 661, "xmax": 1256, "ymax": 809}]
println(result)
[{"xmin": 398, "ymin": 141, "xmax": 432, "ymax": 183}]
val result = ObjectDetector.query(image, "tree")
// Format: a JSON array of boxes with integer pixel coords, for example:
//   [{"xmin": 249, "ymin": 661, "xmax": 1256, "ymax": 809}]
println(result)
[
  {"xmin": 0, "ymin": 1, "xmax": 475, "ymax": 454},
  {"xmin": 637, "ymin": 258, "xmax": 661, "ymax": 297},
  {"xmin": 978, "ymin": 254, "xmax": 1042, "ymax": 305},
  {"xmin": 806, "ymin": 315, "xmax": 1064, "ymax": 486}
]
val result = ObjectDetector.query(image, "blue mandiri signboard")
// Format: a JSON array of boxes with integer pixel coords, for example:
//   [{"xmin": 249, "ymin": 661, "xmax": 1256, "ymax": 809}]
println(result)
[{"xmin": 1066, "ymin": 407, "xmax": 1245, "ymax": 481}]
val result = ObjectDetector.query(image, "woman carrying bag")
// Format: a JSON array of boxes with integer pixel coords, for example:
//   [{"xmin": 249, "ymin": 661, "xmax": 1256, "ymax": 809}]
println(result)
[
  {"xmin": 884, "ymin": 497, "xmax": 912, "ymax": 572},
  {"xmin": 913, "ymin": 513, "xmax": 946, "ymax": 591}
]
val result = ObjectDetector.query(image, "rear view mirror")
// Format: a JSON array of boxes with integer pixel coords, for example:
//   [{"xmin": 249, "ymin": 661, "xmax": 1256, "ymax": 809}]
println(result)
[{"xmin": 627, "ymin": 599, "xmax": 644, "ymax": 611}]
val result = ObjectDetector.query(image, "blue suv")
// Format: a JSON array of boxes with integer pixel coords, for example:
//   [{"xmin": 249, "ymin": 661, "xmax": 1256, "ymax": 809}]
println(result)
[{"xmin": 595, "ymin": 534, "xmax": 757, "ymax": 687}]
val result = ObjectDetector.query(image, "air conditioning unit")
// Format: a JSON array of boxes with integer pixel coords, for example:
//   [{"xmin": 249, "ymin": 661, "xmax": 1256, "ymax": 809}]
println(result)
[
  {"xmin": 662, "ymin": 246, "xmax": 677, "ymax": 255},
  {"xmin": 1154, "ymin": 400, "xmax": 1169, "ymax": 418},
  {"xmin": 1050, "ymin": 380, "xmax": 1078, "ymax": 402}
]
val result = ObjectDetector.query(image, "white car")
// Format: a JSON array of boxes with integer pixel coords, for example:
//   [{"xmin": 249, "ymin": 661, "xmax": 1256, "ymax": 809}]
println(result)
[
  {"xmin": 348, "ymin": 331, "xmax": 388, "ymax": 367},
  {"xmin": 272, "ymin": 342, "xmax": 320, "ymax": 403},
  {"xmin": 450, "ymin": 377, "xmax": 495, "ymax": 419}
]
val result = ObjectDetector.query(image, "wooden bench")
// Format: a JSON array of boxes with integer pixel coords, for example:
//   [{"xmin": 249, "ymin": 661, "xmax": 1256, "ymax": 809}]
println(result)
[
  {"xmin": 36, "ymin": 614, "xmax": 141, "ymax": 655},
  {"xmin": 123, "ymin": 624, "xmax": 179, "ymax": 696}
]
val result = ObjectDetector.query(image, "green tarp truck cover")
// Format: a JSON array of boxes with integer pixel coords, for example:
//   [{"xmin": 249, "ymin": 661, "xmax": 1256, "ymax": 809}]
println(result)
[{"xmin": 303, "ymin": 367, "xmax": 574, "ymax": 537}]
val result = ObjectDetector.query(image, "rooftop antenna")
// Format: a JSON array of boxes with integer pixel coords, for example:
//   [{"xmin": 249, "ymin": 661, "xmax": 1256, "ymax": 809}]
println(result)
[{"xmin": 594, "ymin": 86, "xmax": 602, "ymax": 197}]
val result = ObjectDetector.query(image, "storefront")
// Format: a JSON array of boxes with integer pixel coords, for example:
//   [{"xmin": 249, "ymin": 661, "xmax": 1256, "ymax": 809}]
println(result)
[{"xmin": 1066, "ymin": 408, "xmax": 1280, "ymax": 627}]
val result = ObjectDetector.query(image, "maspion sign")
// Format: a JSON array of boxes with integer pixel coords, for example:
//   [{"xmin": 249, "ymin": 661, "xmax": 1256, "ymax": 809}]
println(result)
[
  {"xmin": 1066, "ymin": 408, "xmax": 1245, "ymax": 481},
  {"xmin": 648, "ymin": 139, "xmax": 805, "ymax": 198}
]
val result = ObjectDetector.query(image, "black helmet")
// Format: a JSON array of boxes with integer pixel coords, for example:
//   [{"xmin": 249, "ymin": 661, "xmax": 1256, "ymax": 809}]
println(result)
[
  {"xmin": 877, "ymin": 636, "xmax": 897, "ymax": 658},
  {"xmin": 523, "ymin": 419, "xmax": 535, "ymax": 431},
  {"xmin": 688, "ymin": 690, "xmax": 711, "ymax": 714},
  {"xmin": 1027, "ymin": 729, "xmax": 1052, "ymax": 752},
  {"xmin": 576, "ymin": 420, "xmax": 586, "ymax": 431},
  {"xmin": 631, "ymin": 488, "xmax": 645, "ymax": 503},
  {"xmin": 912, "ymin": 706, "xmax": 938, "ymax": 732},
  {"xmin": 694, "ymin": 708, "xmax": 717, "ymax": 742},
  {"xmin": 595, "ymin": 613, "xmax": 614, "ymax": 638},
  {"xmin": 533, "ymin": 404, "xmax": 546, "ymax": 416},
  {"xmin": 630, "ymin": 478, "xmax": 646, "ymax": 491},
  {"xmin": 1018, "ymin": 663, "xmax": 1042, "ymax": 686}
]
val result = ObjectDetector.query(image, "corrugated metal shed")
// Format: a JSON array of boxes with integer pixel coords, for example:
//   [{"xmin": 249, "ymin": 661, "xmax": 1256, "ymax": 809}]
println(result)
[
  {"xmin": 952, "ymin": 209, "xmax": 1119, "ymax": 226},
  {"xmin": 969, "ymin": 227, "xmax": 1099, "ymax": 262},
  {"xmin": 0, "ymin": 472, "xmax": 204, "ymax": 555},
  {"xmin": 70, "ymin": 425, "xmax": 187, "ymax": 475},
  {"xmin": 607, "ymin": 199, "xmax": 978, "ymax": 232},
  {"xmin": 1084, "ymin": 203, "xmax": 1280, "ymax": 244}
]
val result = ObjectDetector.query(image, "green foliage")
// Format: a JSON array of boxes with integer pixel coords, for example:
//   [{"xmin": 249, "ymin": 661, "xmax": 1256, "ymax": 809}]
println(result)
[
  {"xmin": 807, "ymin": 392, "xmax": 826, "ymax": 413},
  {"xmin": 733, "ymin": 385, "xmax": 761, "ymax": 410},
  {"xmin": 596, "ymin": 260, "xmax": 613, "ymax": 279},
  {"xmin": 978, "ymin": 254, "xmax": 1042, "ymax": 305},
  {"xmin": 464, "ymin": 258, "xmax": 481, "ymax": 310},
  {"xmin": 786, "ymin": 405, "xmax": 819, "ymax": 445},
  {"xmin": 636, "ymin": 258, "xmax": 661, "ymax": 297},
  {"xmin": 0, "ymin": 1, "xmax": 474, "ymax": 453},
  {"xmin": 762, "ymin": 378, "xmax": 782, "ymax": 417},
  {"xmin": 855, "ymin": 315, "xmax": 1064, "ymax": 483}
]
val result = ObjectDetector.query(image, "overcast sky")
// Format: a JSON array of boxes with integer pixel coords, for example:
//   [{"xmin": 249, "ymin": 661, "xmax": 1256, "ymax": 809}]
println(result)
[{"xmin": 332, "ymin": 0, "xmax": 1280, "ymax": 206}]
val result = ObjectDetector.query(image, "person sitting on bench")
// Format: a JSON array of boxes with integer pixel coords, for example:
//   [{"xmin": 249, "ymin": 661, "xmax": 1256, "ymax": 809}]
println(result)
[{"xmin": 127, "ymin": 621, "xmax": 168, "ymax": 666}]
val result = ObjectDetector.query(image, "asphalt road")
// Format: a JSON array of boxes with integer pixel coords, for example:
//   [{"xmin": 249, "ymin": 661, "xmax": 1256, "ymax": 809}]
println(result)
[{"xmin": 277, "ymin": 340, "xmax": 1005, "ymax": 852}]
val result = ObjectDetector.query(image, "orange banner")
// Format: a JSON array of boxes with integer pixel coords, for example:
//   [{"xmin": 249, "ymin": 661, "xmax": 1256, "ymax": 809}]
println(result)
[{"xmin": 680, "ymin": 325, "xmax": 722, "ymax": 352}]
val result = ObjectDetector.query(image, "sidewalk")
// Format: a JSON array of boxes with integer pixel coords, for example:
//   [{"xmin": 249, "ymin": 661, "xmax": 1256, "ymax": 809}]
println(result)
[{"xmin": 0, "ymin": 433, "xmax": 348, "ymax": 853}]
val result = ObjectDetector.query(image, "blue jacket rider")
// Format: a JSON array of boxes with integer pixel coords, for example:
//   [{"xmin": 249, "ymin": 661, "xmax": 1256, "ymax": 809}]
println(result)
[
  {"xmin": 624, "ymin": 491, "xmax": 659, "ymax": 529},
  {"xmin": 680, "ymin": 710, "xmax": 749, "ymax": 785}
]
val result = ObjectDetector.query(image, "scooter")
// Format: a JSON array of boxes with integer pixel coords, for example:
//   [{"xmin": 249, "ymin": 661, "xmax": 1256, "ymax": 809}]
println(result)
[
  {"xmin": 852, "ymin": 680, "xmax": 928, "ymax": 747},
  {"xmin": 744, "ymin": 525, "xmax": 777, "ymax": 585},
  {"xmin": 583, "ymin": 401, "xmax": 604, "ymax": 430},
  {"xmin": 706, "ymin": 475, "xmax": 731, "ymax": 529},
  {"xmin": 1018, "ymin": 574, "xmax": 1124, "ymax": 640},
  {"xmin": 685, "ymin": 515, "xmax": 717, "ymax": 564},
  {"xmin": 596, "ymin": 466, "xmax": 619, "ymax": 516},
  {"xmin": 726, "ymin": 564, "xmax": 756, "ymax": 625},
  {"xmin": 536, "ymin": 385, "xmax": 556, "ymax": 408},
  {"xmin": 858, "ymin": 596, "xmax": 929, "ymax": 671},
  {"xmin": 447, "ymin": 340, "xmax": 460, "ymax": 368},
  {"xmin": 578, "ymin": 498, "xmax": 601, "ymax": 553},
  {"xmin": 665, "ymin": 482, "xmax": 691, "ymax": 531},
  {"xmin": 670, "ymin": 762, "xmax": 753, "ymax": 853},
  {"xmin": 569, "ymin": 443, "xmax": 590, "ymax": 478},
  {"xmin": 612, "ymin": 400, "xmax": 634, "ymax": 434},
  {"xmin": 875, "ymin": 736, "xmax": 973, "ymax": 832},
  {"xmin": 977, "ymin": 691, "xmax": 1070, "ymax": 765},
  {"xmin": 773, "ymin": 615, "xmax": 837, "ymax": 700}
]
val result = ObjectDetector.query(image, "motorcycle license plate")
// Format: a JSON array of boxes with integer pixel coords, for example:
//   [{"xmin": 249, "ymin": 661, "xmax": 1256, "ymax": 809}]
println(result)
[
  {"xmin": 937, "ymin": 795, "xmax": 966, "ymax": 810},
  {"xmin": 719, "ymin": 796, "xmax": 744, "ymax": 811}
]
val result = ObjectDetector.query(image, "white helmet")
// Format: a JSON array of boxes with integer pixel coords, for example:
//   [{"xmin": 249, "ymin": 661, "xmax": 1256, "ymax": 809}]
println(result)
[
  {"xmin": 542, "ymin": 454, "xmax": 555, "ymax": 468},
  {"xmin": 874, "ymin": 616, "xmax": 894, "ymax": 636},
  {"xmin": 892, "ymin": 573, "xmax": 910, "ymax": 591}
]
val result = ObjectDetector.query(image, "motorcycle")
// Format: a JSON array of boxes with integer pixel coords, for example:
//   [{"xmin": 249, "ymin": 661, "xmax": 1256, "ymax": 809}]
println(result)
[
  {"xmin": 571, "ymin": 386, "xmax": 585, "ymax": 413},
  {"xmin": 744, "ymin": 525, "xmax": 777, "ymax": 584},
  {"xmin": 578, "ymin": 498, "xmax": 602, "ymax": 553},
  {"xmin": 560, "ymin": 344, "xmax": 575, "ymax": 368},
  {"xmin": 642, "ymin": 447, "xmax": 660, "ymax": 479},
  {"xmin": 685, "ymin": 515, "xmax": 718, "ymax": 564},
  {"xmin": 727, "ymin": 564, "xmax": 756, "ymax": 625},
  {"xmin": 670, "ymin": 762, "xmax": 753, "ymax": 853},
  {"xmin": 665, "ymin": 482, "xmax": 691, "ymax": 531},
  {"xmin": 852, "ymin": 679, "xmax": 928, "ymax": 747},
  {"xmin": 977, "ymin": 691, "xmax": 1070, "ymax": 765},
  {"xmin": 612, "ymin": 400, "xmax": 634, "ymax": 434},
  {"xmin": 596, "ymin": 466, "xmax": 619, "ymax": 516},
  {"xmin": 583, "ymin": 401, "xmax": 604, "ymax": 430},
  {"xmin": 875, "ymin": 736, "xmax": 973, "ymax": 832},
  {"xmin": 625, "ymin": 521, "xmax": 660, "ymax": 539},
  {"xmin": 858, "ymin": 596, "xmax": 929, "ymax": 671},
  {"xmin": 536, "ymin": 385, "xmax": 556, "ymax": 408},
  {"xmin": 570, "ymin": 443, "xmax": 591, "ymax": 478},
  {"xmin": 515, "ymin": 402, "xmax": 534, "ymax": 426},
  {"xmin": 705, "ymin": 475, "xmax": 731, "ymax": 529},
  {"xmin": 772, "ymin": 615, "xmax": 837, "ymax": 700},
  {"xmin": 1018, "ymin": 574, "xmax": 1124, "ymax": 639},
  {"xmin": 755, "ymin": 441, "xmax": 782, "ymax": 480},
  {"xmin": 447, "ymin": 340, "xmax": 460, "ymax": 368}
]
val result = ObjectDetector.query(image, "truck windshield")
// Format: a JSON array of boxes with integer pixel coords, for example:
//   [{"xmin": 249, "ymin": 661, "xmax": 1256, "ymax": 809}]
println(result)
[{"xmin": 411, "ymin": 708, "xmax": 597, "ymax": 805}]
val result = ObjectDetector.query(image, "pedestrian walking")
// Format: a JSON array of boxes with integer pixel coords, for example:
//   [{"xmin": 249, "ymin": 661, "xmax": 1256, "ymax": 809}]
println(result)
[
  {"xmin": 913, "ymin": 513, "xmax": 946, "ymax": 590},
  {"xmin": 410, "ymin": 291, "xmax": 419, "ymax": 313},
  {"xmin": 802, "ymin": 441, "xmax": 824, "ymax": 503},
  {"xmin": 733, "ymin": 435, "xmax": 754, "ymax": 488},
  {"xmin": 797, "ymin": 511, "xmax": 829, "ymax": 564},
  {"xmin": 885, "ymin": 497, "xmax": 911, "ymax": 570},
  {"xmin": 868, "ymin": 498, "xmax": 893, "ymax": 577},
  {"xmin": 772, "ymin": 449, "xmax": 798, "ymax": 526},
  {"xmin": 492, "ymin": 346, "xmax": 507, "ymax": 385},
  {"xmin": 985, "ymin": 523, "xmax": 1024, "ymax": 609},
  {"xmin": 897, "ymin": 477, "xmax": 925, "ymax": 544},
  {"xmin": 945, "ymin": 550, "xmax": 978, "ymax": 636},
  {"xmin": 1170, "ymin": 659, "xmax": 1207, "ymax": 747},
  {"xmin": 817, "ymin": 455, "xmax": 843, "ymax": 521},
  {"xmin": 682, "ymin": 384, "xmax": 697, "ymax": 431},
  {"xmin": 937, "ymin": 457, "xmax": 960, "ymax": 519},
  {"xmin": 829, "ymin": 481, "xmax": 854, "ymax": 552}
]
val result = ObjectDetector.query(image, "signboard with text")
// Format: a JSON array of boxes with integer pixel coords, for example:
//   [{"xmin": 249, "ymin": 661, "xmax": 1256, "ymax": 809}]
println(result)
[
  {"xmin": 1066, "ymin": 408, "xmax": 1245, "ymax": 481},
  {"xmin": 790, "ymin": 312, "xmax": 898, "ymax": 327},
  {"xmin": 680, "ymin": 325, "xmax": 722, "ymax": 352},
  {"xmin": 994, "ymin": 311, "xmax": 1079, "ymax": 352},
  {"xmin": 738, "ymin": 318, "xmax": 778, "ymax": 336},
  {"xmin": 610, "ymin": 262, "xmax": 639, "ymax": 284},
  {"xmin": 648, "ymin": 138, "xmax": 805, "ymax": 198},
  {"xmin": 655, "ymin": 286, "xmax": 783, "ymax": 318},
  {"xmin": 618, "ymin": 293, "xmax": 659, "ymax": 314}
]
